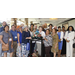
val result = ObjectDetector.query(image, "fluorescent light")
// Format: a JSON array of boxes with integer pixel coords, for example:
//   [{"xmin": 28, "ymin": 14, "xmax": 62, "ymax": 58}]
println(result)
[{"xmin": 50, "ymin": 18, "xmax": 58, "ymax": 20}]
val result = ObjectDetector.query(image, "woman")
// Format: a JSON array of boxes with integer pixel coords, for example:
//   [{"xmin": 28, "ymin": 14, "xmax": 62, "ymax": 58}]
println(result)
[
  {"xmin": 57, "ymin": 26, "xmax": 64, "ymax": 57},
  {"xmin": 61, "ymin": 26, "xmax": 66, "ymax": 56},
  {"xmin": 51, "ymin": 28, "xmax": 59, "ymax": 57},
  {"xmin": 49, "ymin": 24, "xmax": 53, "ymax": 34},
  {"xmin": 0, "ymin": 25, "xmax": 14, "ymax": 57},
  {"xmin": 30, "ymin": 25, "xmax": 35, "ymax": 53},
  {"xmin": 43, "ymin": 29, "xmax": 52, "ymax": 57},
  {"xmin": 36, "ymin": 26, "xmax": 45, "ymax": 56},
  {"xmin": 16, "ymin": 26, "xmax": 22, "ymax": 57},
  {"xmin": 65, "ymin": 26, "xmax": 74, "ymax": 57},
  {"xmin": 22, "ymin": 26, "xmax": 31, "ymax": 57}
]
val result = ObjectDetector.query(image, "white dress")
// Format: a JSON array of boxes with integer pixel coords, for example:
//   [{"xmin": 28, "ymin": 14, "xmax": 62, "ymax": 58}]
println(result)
[{"xmin": 65, "ymin": 31, "xmax": 75, "ymax": 57}]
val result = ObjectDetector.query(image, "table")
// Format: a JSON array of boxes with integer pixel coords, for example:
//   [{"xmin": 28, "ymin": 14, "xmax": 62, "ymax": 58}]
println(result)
[{"xmin": 29, "ymin": 39, "xmax": 44, "ymax": 57}]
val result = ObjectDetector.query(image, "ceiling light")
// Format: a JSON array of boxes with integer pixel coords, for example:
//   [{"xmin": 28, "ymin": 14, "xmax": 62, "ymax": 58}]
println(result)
[{"xmin": 50, "ymin": 18, "xmax": 58, "ymax": 20}]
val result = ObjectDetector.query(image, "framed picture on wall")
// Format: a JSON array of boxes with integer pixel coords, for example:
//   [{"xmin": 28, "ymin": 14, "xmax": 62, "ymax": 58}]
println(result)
[{"xmin": 62, "ymin": 23, "xmax": 68, "ymax": 30}]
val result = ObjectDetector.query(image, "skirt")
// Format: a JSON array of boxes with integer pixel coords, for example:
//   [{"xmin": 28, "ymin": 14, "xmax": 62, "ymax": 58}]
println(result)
[
  {"xmin": 58, "ymin": 41, "xmax": 63, "ymax": 50},
  {"xmin": 61, "ymin": 39, "xmax": 66, "ymax": 54}
]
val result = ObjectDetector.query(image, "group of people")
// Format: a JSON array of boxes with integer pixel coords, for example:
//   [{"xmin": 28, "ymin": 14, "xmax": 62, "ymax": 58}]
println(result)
[{"xmin": 0, "ymin": 21, "xmax": 75, "ymax": 57}]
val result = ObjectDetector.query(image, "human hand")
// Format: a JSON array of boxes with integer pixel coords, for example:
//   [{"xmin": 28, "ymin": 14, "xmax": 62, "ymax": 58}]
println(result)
[
  {"xmin": 18, "ymin": 43, "xmax": 21, "ymax": 46},
  {"xmin": 11, "ymin": 45, "xmax": 13, "ymax": 49},
  {"xmin": 29, "ymin": 37, "xmax": 32, "ymax": 39}
]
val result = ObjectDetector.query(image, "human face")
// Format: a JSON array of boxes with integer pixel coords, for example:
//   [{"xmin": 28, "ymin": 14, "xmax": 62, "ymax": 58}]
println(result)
[
  {"xmin": 25, "ymin": 27, "xmax": 28, "ymax": 31},
  {"xmin": 69, "ymin": 27, "xmax": 72, "ymax": 31},
  {"xmin": 2, "ymin": 22, "xmax": 6, "ymax": 26},
  {"xmin": 39, "ymin": 27, "xmax": 42, "ymax": 32},
  {"xmin": 35, "ymin": 25, "xmax": 37, "ymax": 29},
  {"xmin": 31, "ymin": 25, "xmax": 34, "ymax": 29},
  {"xmin": 62, "ymin": 27, "xmax": 65, "ymax": 31},
  {"xmin": 58, "ymin": 28, "xmax": 61, "ymax": 31},
  {"xmin": 19, "ymin": 27, "xmax": 22, "ymax": 31},
  {"xmin": 52, "ymin": 28, "xmax": 56, "ymax": 33},
  {"xmin": 46, "ymin": 30, "xmax": 49, "ymax": 35},
  {"xmin": 5, "ymin": 26, "xmax": 9, "ymax": 32},
  {"xmin": 44, "ymin": 23, "xmax": 47, "ymax": 28},
  {"xmin": 50, "ymin": 25, "xmax": 52, "ymax": 29},
  {"xmin": 11, "ymin": 26, "xmax": 15, "ymax": 31}
]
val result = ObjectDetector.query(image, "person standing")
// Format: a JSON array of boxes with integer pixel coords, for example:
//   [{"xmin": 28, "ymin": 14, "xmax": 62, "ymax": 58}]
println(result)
[
  {"xmin": 51, "ymin": 28, "xmax": 59, "ymax": 57},
  {"xmin": 57, "ymin": 26, "xmax": 64, "ymax": 57},
  {"xmin": 10, "ymin": 25, "xmax": 17, "ymax": 57},
  {"xmin": 0, "ymin": 21, "xmax": 7, "ymax": 57},
  {"xmin": 0, "ymin": 21, "xmax": 7, "ymax": 33},
  {"xmin": 65, "ymin": 26, "xmax": 74, "ymax": 57},
  {"xmin": 0, "ymin": 25, "xmax": 14, "ymax": 57},
  {"xmin": 36, "ymin": 26, "xmax": 45, "ymax": 56},
  {"xmin": 43, "ymin": 29, "xmax": 52, "ymax": 57},
  {"xmin": 22, "ymin": 26, "xmax": 31, "ymax": 57},
  {"xmin": 61, "ymin": 26, "xmax": 66, "ymax": 56},
  {"xmin": 49, "ymin": 24, "xmax": 53, "ymax": 34},
  {"xmin": 30, "ymin": 25, "xmax": 35, "ymax": 53},
  {"xmin": 16, "ymin": 26, "xmax": 22, "ymax": 57}
]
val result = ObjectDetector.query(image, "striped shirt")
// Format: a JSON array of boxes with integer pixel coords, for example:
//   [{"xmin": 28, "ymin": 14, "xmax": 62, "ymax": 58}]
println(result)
[{"xmin": 43, "ymin": 34, "xmax": 52, "ymax": 47}]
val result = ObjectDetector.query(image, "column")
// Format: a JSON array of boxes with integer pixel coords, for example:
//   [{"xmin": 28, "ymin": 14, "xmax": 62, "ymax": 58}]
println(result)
[{"xmin": 25, "ymin": 18, "xmax": 28, "ymax": 26}]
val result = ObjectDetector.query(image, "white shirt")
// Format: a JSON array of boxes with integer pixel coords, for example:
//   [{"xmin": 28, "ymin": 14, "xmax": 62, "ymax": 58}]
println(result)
[
  {"xmin": 65, "ymin": 31, "xmax": 74, "ymax": 41},
  {"xmin": 39, "ymin": 31, "xmax": 45, "ymax": 39},
  {"xmin": 36, "ymin": 31, "xmax": 45, "ymax": 44}
]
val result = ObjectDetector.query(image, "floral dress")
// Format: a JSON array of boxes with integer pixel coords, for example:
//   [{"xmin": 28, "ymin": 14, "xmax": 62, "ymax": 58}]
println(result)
[{"xmin": 51, "ymin": 33, "xmax": 59, "ymax": 53}]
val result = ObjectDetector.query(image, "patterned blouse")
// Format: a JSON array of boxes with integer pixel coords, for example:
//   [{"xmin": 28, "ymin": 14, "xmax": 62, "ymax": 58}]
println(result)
[{"xmin": 43, "ymin": 34, "xmax": 52, "ymax": 47}]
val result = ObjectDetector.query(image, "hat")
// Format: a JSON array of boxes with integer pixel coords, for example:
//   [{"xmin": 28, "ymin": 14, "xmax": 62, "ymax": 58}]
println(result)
[{"xmin": 22, "ymin": 26, "xmax": 28, "ymax": 30}]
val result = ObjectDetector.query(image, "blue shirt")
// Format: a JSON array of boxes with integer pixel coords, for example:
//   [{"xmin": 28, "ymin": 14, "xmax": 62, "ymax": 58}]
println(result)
[
  {"xmin": 10, "ymin": 30, "xmax": 17, "ymax": 41},
  {"xmin": 22, "ymin": 31, "xmax": 31, "ymax": 44},
  {"xmin": 17, "ymin": 32, "xmax": 22, "ymax": 44},
  {"xmin": 0, "ymin": 26, "xmax": 4, "ymax": 33}
]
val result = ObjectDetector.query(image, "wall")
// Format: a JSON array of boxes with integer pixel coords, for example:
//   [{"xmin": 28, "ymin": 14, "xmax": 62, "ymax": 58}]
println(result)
[
  {"xmin": 57, "ymin": 19, "xmax": 75, "ymax": 30},
  {"xmin": 68, "ymin": 19, "xmax": 75, "ymax": 29}
]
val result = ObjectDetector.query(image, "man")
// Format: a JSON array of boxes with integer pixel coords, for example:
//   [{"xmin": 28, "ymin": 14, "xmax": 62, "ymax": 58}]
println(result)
[
  {"xmin": 42, "ymin": 24, "xmax": 46, "ymax": 33},
  {"xmin": 0, "ymin": 21, "xmax": 7, "ymax": 57},
  {"xmin": 44, "ymin": 23, "xmax": 47, "ymax": 30},
  {"xmin": 0, "ymin": 21, "xmax": 7, "ymax": 33},
  {"xmin": 30, "ymin": 24, "xmax": 34, "ymax": 30},
  {"xmin": 10, "ymin": 25, "xmax": 17, "ymax": 57},
  {"xmin": 34, "ymin": 25, "xmax": 38, "ymax": 32}
]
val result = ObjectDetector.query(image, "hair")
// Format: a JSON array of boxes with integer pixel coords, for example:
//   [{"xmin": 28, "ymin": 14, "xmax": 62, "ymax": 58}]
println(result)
[
  {"xmin": 67, "ymin": 26, "xmax": 74, "ymax": 31},
  {"xmin": 39, "ymin": 26, "xmax": 43, "ymax": 29},
  {"xmin": 46, "ymin": 29, "xmax": 50, "ymax": 34},
  {"xmin": 30, "ymin": 24, "xmax": 34, "ymax": 27},
  {"xmin": 58, "ymin": 26, "xmax": 61, "ymax": 28},
  {"xmin": 53, "ymin": 28, "xmax": 57, "ymax": 33},
  {"xmin": 49, "ymin": 24, "xmax": 53, "ymax": 27},
  {"xmin": 11, "ymin": 25, "xmax": 14, "ymax": 27},
  {"xmin": 3, "ymin": 25, "xmax": 9, "ymax": 31},
  {"xmin": 62, "ymin": 26, "xmax": 65, "ymax": 28}
]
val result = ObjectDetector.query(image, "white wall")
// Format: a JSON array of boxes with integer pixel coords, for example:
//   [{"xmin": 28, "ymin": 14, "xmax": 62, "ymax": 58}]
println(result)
[
  {"xmin": 57, "ymin": 19, "xmax": 75, "ymax": 30},
  {"xmin": 68, "ymin": 19, "xmax": 75, "ymax": 29}
]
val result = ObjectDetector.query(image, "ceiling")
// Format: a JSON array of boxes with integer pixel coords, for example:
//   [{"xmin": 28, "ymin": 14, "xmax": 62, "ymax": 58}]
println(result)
[{"xmin": 28, "ymin": 18, "xmax": 71, "ymax": 25}]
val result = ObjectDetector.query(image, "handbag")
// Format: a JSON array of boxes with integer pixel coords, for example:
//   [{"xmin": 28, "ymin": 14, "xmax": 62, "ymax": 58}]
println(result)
[
  {"xmin": 2, "ymin": 32, "xmax": 10, "ymax": 51},
  {"xmin": 73, "ymin": 43, "xmax": 75, "ymax": 48},
  {"xmin": 26, "ymin": 43, "xmax": 30, "ymax": 50}
]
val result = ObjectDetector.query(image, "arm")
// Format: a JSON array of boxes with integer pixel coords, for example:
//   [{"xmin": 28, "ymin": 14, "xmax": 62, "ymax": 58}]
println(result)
[
  {"xmin": 55, "ymin": 34, "xmax": 59, "ymax": 49},
  {"xmin": 22, "ymin": 31, "xmax": 25, "ymax": 43},
  {"xmin": 0, "ymin": 35, "xmax": 6, "ymax": 45},
  {"xmin": 17, "ymin": 33, "xmax": 20, "ymax": 43}
]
